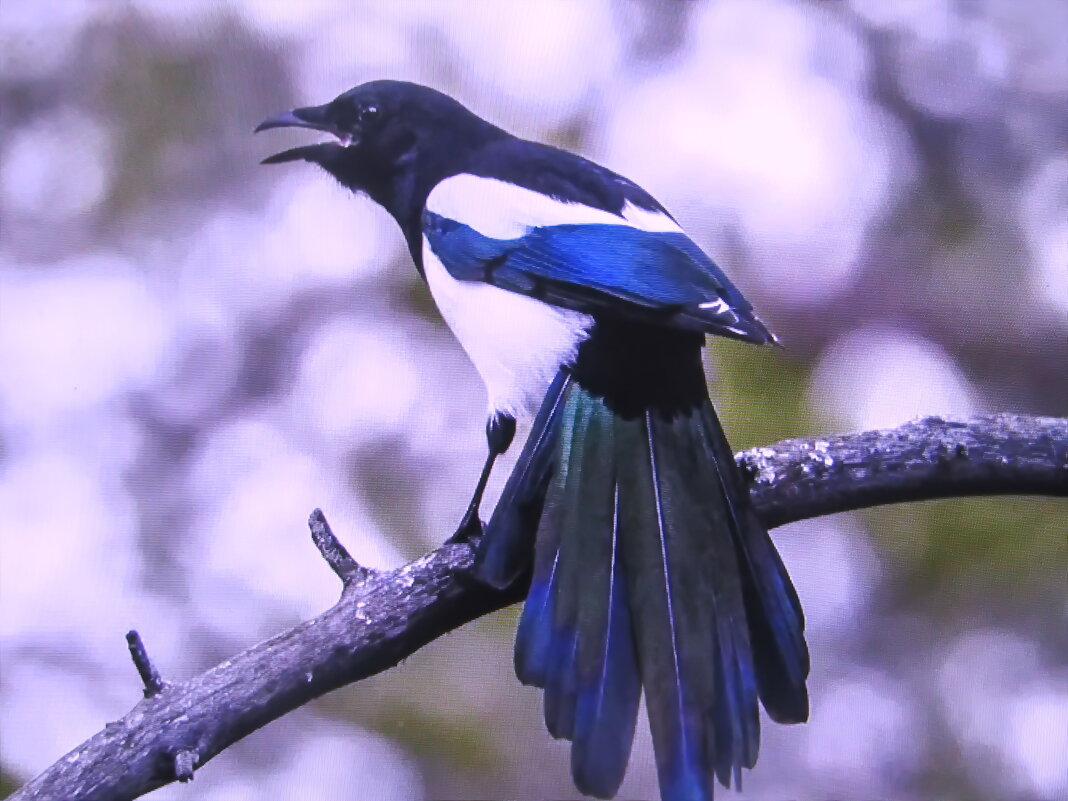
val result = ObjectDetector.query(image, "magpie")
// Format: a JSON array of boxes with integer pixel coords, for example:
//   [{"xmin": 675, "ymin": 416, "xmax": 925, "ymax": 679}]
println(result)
[{"xmin": 256, "ymin": 80, "xmax": 809, "ymax": 801}]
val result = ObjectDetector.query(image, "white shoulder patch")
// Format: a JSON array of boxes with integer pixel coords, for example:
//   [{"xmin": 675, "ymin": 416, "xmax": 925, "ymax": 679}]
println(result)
[{"xmin": 425, "ymin": 173, "xmax": 682, "ymax": 240}]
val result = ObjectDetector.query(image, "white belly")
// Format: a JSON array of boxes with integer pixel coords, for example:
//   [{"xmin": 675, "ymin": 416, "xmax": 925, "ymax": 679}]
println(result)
[{"xmin": 422, "ymin": 237, "xmax": 592, "ymax": 417}]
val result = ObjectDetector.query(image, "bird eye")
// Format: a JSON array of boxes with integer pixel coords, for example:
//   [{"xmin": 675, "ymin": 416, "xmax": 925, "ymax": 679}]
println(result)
[{"xmin": 361, "ymin": 105, "xmax": 379, "ymax": 121}]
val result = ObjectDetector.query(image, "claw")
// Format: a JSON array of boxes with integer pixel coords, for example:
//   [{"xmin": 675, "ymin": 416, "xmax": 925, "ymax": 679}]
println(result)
[{"xmin": 447, "ymin": 511, "xmax": 484, "ymax": 544}]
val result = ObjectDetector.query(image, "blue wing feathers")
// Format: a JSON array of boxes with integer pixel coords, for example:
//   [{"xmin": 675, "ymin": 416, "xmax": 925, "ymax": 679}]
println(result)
[{"xmin": 423, "ymin": 211, "xmax": 773, "ymax": 342}]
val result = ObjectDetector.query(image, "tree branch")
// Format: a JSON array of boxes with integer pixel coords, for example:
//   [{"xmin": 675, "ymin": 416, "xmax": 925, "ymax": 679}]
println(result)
[
  {"xmin": 12, "ymin": 414, "xmax": 1066, "ymax": 801},
  {"xmin": 739, "ymin": 413, "xmax": 1067, "ymax": 527}
]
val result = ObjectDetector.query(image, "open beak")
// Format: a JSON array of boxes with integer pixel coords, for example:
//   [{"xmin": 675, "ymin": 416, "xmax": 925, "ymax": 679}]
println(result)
[{"xmin": 255, "ymin": 103, "xmax": 351, "ymax": 164}]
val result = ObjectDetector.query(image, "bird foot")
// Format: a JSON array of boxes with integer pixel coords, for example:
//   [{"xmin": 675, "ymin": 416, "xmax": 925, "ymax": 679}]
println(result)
[{"xmin": 446, "ymin": 511, "xmax": 483, "ymax": 545}]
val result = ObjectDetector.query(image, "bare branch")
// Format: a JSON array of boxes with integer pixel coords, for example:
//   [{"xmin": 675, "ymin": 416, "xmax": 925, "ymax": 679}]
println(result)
[
  {"xmin": 740, "ymin": 413, "xmax": 1067, "ymax": 528},
  {"xmin": 308, "ymin": 508, "xmax": 370, "ymax": 586},
  {"xmin": 125, "ymin": 631, "xmax": 167, "ymax": 699},
  {"xmin": 12, "ymin": 414, "xmax": 1066, "ymax": 801}
]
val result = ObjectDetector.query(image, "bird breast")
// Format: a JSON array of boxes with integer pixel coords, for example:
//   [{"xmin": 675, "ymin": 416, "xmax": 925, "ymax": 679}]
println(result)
[{"xmin": 421, "ymin": 239, "xmax": 592, "ymax": 417}]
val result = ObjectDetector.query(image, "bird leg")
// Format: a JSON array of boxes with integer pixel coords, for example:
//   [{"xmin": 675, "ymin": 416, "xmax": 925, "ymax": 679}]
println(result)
[{"xmin": 448, "ymin": 412, "xmax": 516, "ymax": 543}]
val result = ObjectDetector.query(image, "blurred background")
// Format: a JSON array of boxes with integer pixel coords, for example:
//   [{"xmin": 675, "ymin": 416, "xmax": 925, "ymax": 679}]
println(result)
[{"xmin": 1, "ymin": 0, "xmax": 1065, "ymax": 798}]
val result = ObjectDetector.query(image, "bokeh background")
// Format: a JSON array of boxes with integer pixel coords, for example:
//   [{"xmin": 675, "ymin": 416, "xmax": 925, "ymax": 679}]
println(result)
[{"xmin": 1, "ymin": 1, "xmax": 1065, "ymax": 798}]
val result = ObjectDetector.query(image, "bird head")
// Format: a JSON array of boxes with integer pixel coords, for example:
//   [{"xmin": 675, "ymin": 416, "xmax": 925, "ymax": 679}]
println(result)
[{"xmin": 254, "ymin": 80, "xmax": 500, "ymax": 204}]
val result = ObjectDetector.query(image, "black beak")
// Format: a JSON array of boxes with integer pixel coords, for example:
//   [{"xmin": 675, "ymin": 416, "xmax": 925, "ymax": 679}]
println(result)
[
  {"xmin": 259, "ymin": 143, "xmax": 342, "ymax": 165},
  {"xmin": 255, "ymin": 103, "xmax": 346, "ymax": 165},
  {"xmin": 254, "ymin": 103, "xmax": 334, "ymax": 134}
]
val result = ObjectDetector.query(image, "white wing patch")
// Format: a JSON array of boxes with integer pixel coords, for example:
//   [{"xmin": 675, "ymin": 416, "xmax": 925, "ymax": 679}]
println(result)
[
  {"xmin": 698, "ymin": 298, "xmax": 732, "ymax": 314},
  {"xmin": 422, "ymin": 237, "xmax": 593, "ymax": 416},
  {"xmin": 426, "ymin": 173, "xmax": 683, "ymax": 240}
]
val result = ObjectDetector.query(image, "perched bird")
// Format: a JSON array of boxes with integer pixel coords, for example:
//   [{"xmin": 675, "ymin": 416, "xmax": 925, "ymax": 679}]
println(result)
[{"xmin": 256, "ymin": 80, "xmax": 809, "ymax": 801}]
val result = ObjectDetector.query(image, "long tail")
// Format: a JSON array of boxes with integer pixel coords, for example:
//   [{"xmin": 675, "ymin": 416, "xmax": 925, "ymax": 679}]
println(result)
[{"xmin": 474, "ymin": 323, "xmax": 809, "ymax": 801}]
